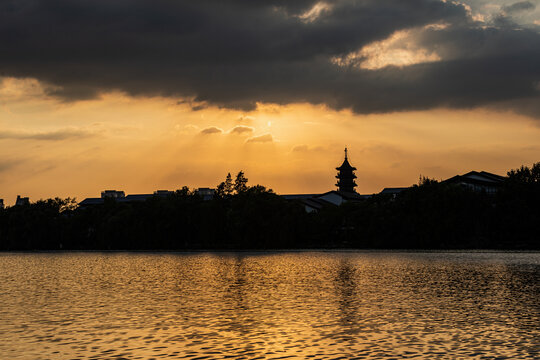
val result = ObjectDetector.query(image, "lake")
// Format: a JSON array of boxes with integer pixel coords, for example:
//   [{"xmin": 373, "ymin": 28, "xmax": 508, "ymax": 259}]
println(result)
[{"xmin": 0, "ymin": 252, "xmax": 538, "ymax": 359}]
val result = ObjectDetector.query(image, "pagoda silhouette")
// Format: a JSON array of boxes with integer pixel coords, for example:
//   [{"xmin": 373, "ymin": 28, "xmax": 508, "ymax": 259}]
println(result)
[{"xmin": 336, "ymin": 148, "xmax": 357, "ymax": 193}]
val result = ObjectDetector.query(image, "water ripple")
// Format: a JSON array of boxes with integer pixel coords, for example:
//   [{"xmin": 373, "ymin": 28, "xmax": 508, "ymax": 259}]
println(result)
[{"xmin": 0, "ymin": 251, "xmax": 538, "ymax": 359}]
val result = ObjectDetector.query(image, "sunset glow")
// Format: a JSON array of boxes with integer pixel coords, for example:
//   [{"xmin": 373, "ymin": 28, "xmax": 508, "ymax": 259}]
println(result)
[
  {"xmin": 1, "ymin": 0, "xmax": 540, "ymax": 205},
  {"xmin": 2, "ymin": 76, "xmax": 540, "ymax": 204}
]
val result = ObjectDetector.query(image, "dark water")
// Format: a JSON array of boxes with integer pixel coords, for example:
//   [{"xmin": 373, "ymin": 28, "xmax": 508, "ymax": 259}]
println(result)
[{"xmin": 0, "ymin": 252, "xmax": 538, "ymax": 359}]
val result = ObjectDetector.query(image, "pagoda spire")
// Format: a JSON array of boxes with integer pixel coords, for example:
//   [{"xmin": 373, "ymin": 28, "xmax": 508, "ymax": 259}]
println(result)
[{"xmin": 336, "ymin": 147, "xmax": 357, "ymax": 193}]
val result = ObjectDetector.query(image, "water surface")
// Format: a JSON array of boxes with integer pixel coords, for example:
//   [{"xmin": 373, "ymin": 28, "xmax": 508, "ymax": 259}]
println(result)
[{"xmin": 0, "ymin": 251, "xmax": 538, "ymax": 359}]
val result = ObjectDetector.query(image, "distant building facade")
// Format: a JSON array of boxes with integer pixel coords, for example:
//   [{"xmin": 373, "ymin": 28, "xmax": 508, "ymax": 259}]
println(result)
[
  {"xmin": 282, "ymin": 192, "xmax": 364, "ymax": 213},
  {"xmin": 443, "ymin": 171, "xmax": 505, "ymax": 193},
  {"xmin": 380, "ymin": 187, "xmax": 409, "ymax": 198},
  {"xmin": 15, "ymin": 195, "xmax": 30, "ymax": 206},
  {"xmin": 195, "ymin": 188, "xmax": 215, "ymax": 201},
  {"xmin": 101, "ymin": 190, "xmax": 125, "ymax": 199},
  {"xmin": 378, "ymin": 171, "xmax": 506, "ymax": 198},
  {"xmin": 81, "ymin": 190, "xmax": 153, "ymax": 206},
  {"xmin": 79, "ymin": 187, "xmax": 216, "ymax": 207}
]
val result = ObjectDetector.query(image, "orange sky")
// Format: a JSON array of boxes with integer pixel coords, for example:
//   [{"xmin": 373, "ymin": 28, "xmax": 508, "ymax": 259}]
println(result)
[{"xmin": 1, "ymin": 77, "xmax": 540, "ymax": 205}]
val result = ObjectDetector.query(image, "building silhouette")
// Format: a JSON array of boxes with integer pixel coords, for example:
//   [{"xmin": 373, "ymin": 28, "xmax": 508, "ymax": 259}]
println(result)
[
  {"xmin": 195, "ymin": 188, "xmax": 215, "ymax": 201},
  {"xmin": 336, "ymin": 148, "xmax": 357, "ymax": 193},
  {"xmin": 76, "ymin": 148, "xmax": 507, "ymax": 213},
  {"xmin": 380, "ymin": 187, "xmax": 409, "ymax": 198},
  {"xmin": 80, "ymin": 188, "xmax": 212, "ymax": 207},
  {"xmin": 101, "ymin": 190, "xmax": 125, "ymax": 199},
  {"xmin": 443, "ymin": 171, "xmax": 505, "ymax": 193},
  {"xmin": 15, "ymin": 195, "xmax": 30, "ymax": 206}
]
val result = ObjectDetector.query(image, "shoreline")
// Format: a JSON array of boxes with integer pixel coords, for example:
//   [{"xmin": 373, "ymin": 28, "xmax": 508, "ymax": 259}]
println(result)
[{"xmin": 2, "ymin": 248, "xmax": 539, "ymax": 254}]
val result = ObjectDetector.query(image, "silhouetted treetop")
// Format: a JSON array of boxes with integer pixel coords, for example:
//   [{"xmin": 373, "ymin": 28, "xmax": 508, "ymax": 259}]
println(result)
[
  {"xmin": 216, "ymin": 171, "xmax": 258, "ymax": 198},
  {"xmin": 507, "ymin": 162, "xmax": 540, "ymax": 184},
  {"xmin": 234, "ymin": 171, "xmax": 248, "ymax": 194},
  {"xmin": 216, "ymin": 172, "xmax": 235, "ymax": 198}
]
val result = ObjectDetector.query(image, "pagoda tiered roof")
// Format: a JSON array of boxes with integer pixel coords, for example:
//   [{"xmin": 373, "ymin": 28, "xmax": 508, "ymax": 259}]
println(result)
[{"xmin": 336, "ymin": 158, "xmax": 356, "ymax": 171}]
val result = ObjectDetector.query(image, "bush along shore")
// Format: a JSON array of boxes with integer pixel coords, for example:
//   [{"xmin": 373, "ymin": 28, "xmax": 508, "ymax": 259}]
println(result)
[{"xmin": 1, "ymin": 164, "xmax": 539, "ymax": 251}]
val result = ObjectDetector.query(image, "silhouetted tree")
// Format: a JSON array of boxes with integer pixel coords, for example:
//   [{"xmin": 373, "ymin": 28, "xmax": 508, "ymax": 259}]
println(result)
[
  {"xmin": 234, "ymin": 171, "xmax": 248, "ymax": 193},
  {"xmin": 507, "ymin": 162, "xmax": 540, "ymax": 183},
  {"xmin": 216, "ymin": 172, "xmax": 234, "ymax": 198},
  {"xmin": 417, "ymin": 175, "xmax": 438, "ymax": 186},
  {"xmin": 246, "ymin": 184, "xmax": 273, "ymax": 194}
]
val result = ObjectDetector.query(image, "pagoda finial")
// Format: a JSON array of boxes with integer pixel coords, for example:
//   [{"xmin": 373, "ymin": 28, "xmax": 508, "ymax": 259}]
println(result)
[{"xmin": 344, "ymin": 147, "xmax": 348, "ymax": 160}]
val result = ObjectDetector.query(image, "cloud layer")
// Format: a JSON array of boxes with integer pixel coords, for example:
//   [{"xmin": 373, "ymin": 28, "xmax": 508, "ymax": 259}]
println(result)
[
  {"xmin": 247, "ymin": 134, "xmax": 274, "ymax": 143},
  {"xmin": 200, "ymin": 126, "xmax": 223, "ymax": 135},
  {"xmin": 0, "ymin": 128, "xmax": 94, "ymax": 141},
  {"xmin": 1, "ymin": 0, "xmax": 539, "ymax": 116},
  {"xmin": 229, "ymin": 125, "xmax": 254, "ymax": 135}
]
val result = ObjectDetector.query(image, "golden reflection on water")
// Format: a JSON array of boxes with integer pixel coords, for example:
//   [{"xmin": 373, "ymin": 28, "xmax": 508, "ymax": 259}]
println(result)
[{"xmin": 0, "ymin": 252, "xmax": 538, "ymax": 359}]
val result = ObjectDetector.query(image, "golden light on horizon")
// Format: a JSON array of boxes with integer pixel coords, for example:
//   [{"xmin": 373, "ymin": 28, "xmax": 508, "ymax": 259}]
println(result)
[{"xmin": 1, "ymin": 77, "xmax": 540, "ymax": 205}]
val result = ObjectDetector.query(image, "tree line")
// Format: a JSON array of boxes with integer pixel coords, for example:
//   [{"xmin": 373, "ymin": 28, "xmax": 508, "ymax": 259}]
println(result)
[{"xmin": 0, "ymin": 164, "xmax": 539, "ymax": 250}]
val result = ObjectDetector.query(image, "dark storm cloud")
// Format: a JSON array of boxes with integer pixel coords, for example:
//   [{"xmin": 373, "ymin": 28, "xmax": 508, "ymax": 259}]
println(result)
[
  {"xmin": 502, "ymin": 1, "xmax": 536, "ymax": 14},
  {"xmin": 1, "ymin": 0, "xmax": 540, "ymax": 116}
]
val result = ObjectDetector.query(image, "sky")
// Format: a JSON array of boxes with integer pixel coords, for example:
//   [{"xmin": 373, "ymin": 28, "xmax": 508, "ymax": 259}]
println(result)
[{"xmin": 1, "ymin": 0, "xmax": 540, "ymax": 204}]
